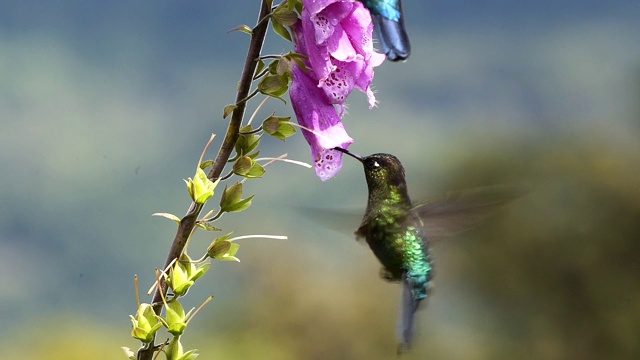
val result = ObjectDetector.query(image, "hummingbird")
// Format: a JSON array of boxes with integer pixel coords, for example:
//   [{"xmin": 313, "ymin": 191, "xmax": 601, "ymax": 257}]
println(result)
[
  {"xmin": 360, "ymin": 0, "xmax": 411, "ymax": 61},
  {"xmin": 333, "ymin": 147, "xmax": 525, "ymax": 353}
]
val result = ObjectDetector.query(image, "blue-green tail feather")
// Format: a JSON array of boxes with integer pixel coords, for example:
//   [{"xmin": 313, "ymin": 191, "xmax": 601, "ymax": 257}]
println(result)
[
  {"xmin": 371, "ymin": 14, "xmax": 410, "ymax": 61},
  {"xmin": 397, "ymin": 275, "xmax": 422, "ymax": 353}
]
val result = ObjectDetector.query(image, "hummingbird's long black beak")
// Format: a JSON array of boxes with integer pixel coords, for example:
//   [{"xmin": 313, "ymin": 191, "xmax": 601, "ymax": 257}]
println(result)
[{"xmin": 333, "ymin": 147, "xmax": 363, "ymax": 162}]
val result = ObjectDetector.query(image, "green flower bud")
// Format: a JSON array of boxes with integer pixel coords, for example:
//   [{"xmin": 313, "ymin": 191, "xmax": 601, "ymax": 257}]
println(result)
[
  {"xmin": 166, "ymin": 300, "xmax": 188, "ymax": 336},
  {"xmin": 129, "ymin": 303, "xmax": 162, "ymax": 343},
  {"xmin": 207, "ymin": 233, "xmax": 240, "ymax": 262},
  {"xmin": 258, "ymin": 74, "xmax": 289, "ymax": 97},
  {"xmin": 207, "ymin": 239, "xmax": 232, "ymax": 259},
  {"xmin": 233, "ymin": 156, "xmax": 253, "ymax": 176},
  {"xmin": 169, "ymin": 261, "xmax": 194, "ymax": 297},
  {"xmin": 168, "ymin": 254, "xmax": 210, "ymax": 296},
  {"xmin": 184, "ymin": 168, "xmax": 218, "ymax": 204},
  {"xmin": 262, "ymin": 115, "xmax": 296, "ymax": 141},
  {"xmin": 165, "ymin": 336, "xmax": 199, "ymax": 360},
  {"xmin": 220, "ymin": 182, "xmax": 254, "ymax": 213}
]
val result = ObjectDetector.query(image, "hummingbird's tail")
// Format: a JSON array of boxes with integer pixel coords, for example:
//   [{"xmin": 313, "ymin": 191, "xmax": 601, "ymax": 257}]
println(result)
[
  {"xmin": 371, "ymin": 13, "xmax": 410, "ymax": 62},
  {"xmin": 396, "ymin": 276, "xmax": 422, "ymax": 354}
]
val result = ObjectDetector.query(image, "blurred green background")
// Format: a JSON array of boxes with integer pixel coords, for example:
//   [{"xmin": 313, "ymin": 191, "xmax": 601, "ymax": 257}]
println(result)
[{"xmin": 1, "ymin": 1, "xmax": 639, "ymax": 359}]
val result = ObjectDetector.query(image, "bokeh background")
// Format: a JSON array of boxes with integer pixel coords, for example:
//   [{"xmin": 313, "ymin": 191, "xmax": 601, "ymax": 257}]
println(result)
[{"xmin": 2, "ymin": 1, "xmax": 640, "ymax": 359}]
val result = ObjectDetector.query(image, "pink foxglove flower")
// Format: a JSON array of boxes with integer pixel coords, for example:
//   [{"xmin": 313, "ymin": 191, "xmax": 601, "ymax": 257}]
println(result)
[{"xmin": 290, "ymin": 0, "xmax": 385, "ymax": 181}]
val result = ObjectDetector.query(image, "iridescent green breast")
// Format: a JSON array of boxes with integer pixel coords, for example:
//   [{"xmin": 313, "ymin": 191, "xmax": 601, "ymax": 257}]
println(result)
[
  {"xmin": 364, "ymin": 213, "xmax": 410, "ymax": 280},
  {"xmin": 360, "ymin": 209, "xmax": 432, "ymax": 294}
]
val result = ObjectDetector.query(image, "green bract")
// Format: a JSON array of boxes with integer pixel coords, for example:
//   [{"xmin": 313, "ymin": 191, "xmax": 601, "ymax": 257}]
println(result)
[
  {"xmin": 258, "ymin": 74, "xmax": 289, "ymax": 98},
  {"xmin": 220, "ymin": 182, "xmax": 254, "ymax": 213},
  {"xmin": 263, "ymin": 115, "xmax": 296, "ymax": 141},
  {"xmin": 233, "ymin": 156, "xmax": 265, "ymax": 179},
  {"xmin": 235, "ymin": 125, "xmax": 261, "ymax": 157},
  {"xmin": 223, "ymin": 104, "xmax": 237, "ymax": 118},
  {"xmin": 207, "ymin": 233, "xmax": 240, "ymax": 262}
]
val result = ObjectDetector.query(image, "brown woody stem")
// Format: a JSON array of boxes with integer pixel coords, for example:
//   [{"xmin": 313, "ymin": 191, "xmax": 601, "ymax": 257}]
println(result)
[{"xmin": 136, "ymin": 2, "xmax": 271, "ymax": 359}]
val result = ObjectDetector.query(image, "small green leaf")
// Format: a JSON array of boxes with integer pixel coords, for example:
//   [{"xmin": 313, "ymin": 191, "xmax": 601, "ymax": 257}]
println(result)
[
  {"xmin": 152, "ymin": 212, "xmax": 181, "ymax": 224},
  {"xmin": 184, "ymin": 178, "xmax": 195, "ymax": 201},
  {"xmin": 199, "ymin": 160, "xmax": 214, "ymax": 170},
  {"xmin": 181, "ymin": 349, "xmax": 199, "ymax": 360},
  {"xmin": 197, "ymin": 222, "xmax": 221, "ymax": 232},
  {"xmin": 223, "ymin": 104, "xmax": 237, "ymax": 119},
  {"xmin": 287, "ymin": 52, "xmax": 308, "ymax": 72},
  {"xmin": 272, "ymin": 8, "xmax": 298, "ymax": 27},
  {"xmin": 256, "ymin": 59, "xmax": 266, "ymax": 77},
  {"xmin": 228, "ymin": 24, "xmax": 253, "ymax": 35},
  {"xmin": 287, "ymin": 0, "xmax": 298, "ymax": 12},
  {"xmin": 190, "ymin": 261, "xmax": 210, "ymax": 282},
  {"xmin": 214, "ymin": 232, "xmax": 233, "ymax": 242},
  {"xmin": 292, "ymin": 57, "xmax": 307, "ymax": 72},
  {"xmin": 246, "ymin": 150, "xmax": 261, "ymax": 159},
  {"xmin": 271, "ymin": 20, "xmax": 292, "ymax": 42},
  {"xmin": 224, "ymin": 195, "xmax": 254, "ymax": 212},
  {"xmin": 293, "ymin": 0, "xmax": 303, "ymax": 13}
]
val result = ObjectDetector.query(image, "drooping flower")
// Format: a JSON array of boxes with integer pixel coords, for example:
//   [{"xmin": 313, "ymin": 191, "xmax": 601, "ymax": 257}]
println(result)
[
  {"xmin": 289, "ymin": 0, "xmax": 385, "ymax": 181},
  {"xmin": 290, "ymin": 64, "xmax": 353, "ymax": 181}
]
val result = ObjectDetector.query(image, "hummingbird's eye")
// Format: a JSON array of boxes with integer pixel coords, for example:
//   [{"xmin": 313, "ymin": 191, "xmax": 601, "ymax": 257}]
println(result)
[{"xmin": 365, "ymin": 159, "xmax": 382, "ymax": 171}]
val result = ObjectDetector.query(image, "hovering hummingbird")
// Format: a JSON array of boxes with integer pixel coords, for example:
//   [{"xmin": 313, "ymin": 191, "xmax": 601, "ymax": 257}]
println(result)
[
  {"xmin": 333, "ymin": 147, "xmax": 525, "ymax": 353},
  {"xmin": 360, "ymin": 0, "xmax": 411, "ymax": 61}
]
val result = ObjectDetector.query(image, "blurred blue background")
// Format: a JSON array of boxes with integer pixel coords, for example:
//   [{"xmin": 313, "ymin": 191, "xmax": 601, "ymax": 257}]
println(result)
[{"xmin": 1, "ymin": 1, "xmax": 639, "ymax": 359}]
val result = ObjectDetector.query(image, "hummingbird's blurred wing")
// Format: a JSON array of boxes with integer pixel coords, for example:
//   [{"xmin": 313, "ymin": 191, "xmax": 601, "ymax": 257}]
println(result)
[
  {"xmin": 413, "ymin": 185, "xmax": 529, "ymax": 240},
  {"xmin": 299, "ymin": 185, "xmax": 527, "ymax": 241},
  {"xmin": 297, "ymin": 206, "xmax": 365, "ymax": 239}
]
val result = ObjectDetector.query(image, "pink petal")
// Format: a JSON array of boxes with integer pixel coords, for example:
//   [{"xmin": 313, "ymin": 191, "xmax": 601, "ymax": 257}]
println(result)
[{"xmin": 290, "ymin": 66, "xmax": 353, "ymax": 181}]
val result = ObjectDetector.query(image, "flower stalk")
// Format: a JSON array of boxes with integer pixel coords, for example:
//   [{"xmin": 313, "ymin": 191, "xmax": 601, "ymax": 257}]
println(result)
[{"xmin": 135, "ymin": 2, "xmax": 272, "ymax": 360}]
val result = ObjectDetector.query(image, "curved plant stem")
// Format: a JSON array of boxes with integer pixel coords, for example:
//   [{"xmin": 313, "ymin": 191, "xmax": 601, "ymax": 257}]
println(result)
[{"xmin": 136, "ymin": 2, "xmax": 271, "ymax": 359}]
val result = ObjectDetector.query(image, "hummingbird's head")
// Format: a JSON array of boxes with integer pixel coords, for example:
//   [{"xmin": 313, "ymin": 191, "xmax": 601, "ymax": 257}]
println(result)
[{"xmin": 334, "ymin": 148, "xmax": 408, "ymax": 191}]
